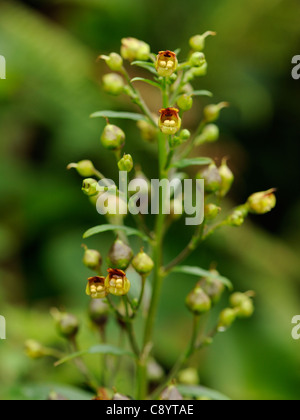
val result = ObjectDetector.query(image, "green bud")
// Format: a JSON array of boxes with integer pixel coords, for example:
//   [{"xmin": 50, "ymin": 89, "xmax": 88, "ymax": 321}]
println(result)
[
  {"xmin": 192, "ymin": 62, "xmax": 208, "ymax": 77},
  {"xmin": 204, "ymin": 204, "xmax": 221, "ymax": 220},
  {"xmin": 227, "ymin": 209, "xmax": 245, "ymax": 227},
  {"xmin": 137, "ymin": 118, "xmax": 158, "ymax": 143},
  {"xmin": 51, "ymin": 309, "xmax": 79, "ymax": 339},
  {"xmin": 189, "ymin": 52, "xmax": 206, "ymax": 68},
  {"xmin": 204, "ymin": 102, "xmax": 229, "ymax": 123},
  {"xmin": 218, "ymin": 308, "xmax": 237, "ymax": 332},
  {"xmin": 118, "ymin": 154, "xmax": 133, "ymax": 172},
  {"xmin": 230, "ymin": 292, "xmax": 255, "ymax": 319},
  {"xmin": 67, "ymin": 160, "xmax": 95, "ymax": 177},
  {"xmin": 247, "ymin": 189, "xmax": 276, "ymax": 215},
  {"xmin": 102, "ymin": 73, "xmax": 124, "ymax": 96},
  {"xmin": 160, "ymin": 385, "xmax": 183, "ymax": 401},
  {"xmin": 186, "ymin": 287, "xmax": 211, "ymax": 315},
  {"xmin": 100, "ymin": 52, "xmax": 123, "ymax": 71},
  {"xmin": 218, "ymin": 159, "xmax": 234, "ymax": 197},
  {"xmin": 89, "ymin": 299, "xmax": 109, "ymax": 327},
  {"xmin": 229, "ymin": 292, "xmax": 249, "ymax": 308},
  {"xmin": 180, "ymin": 129, "xmax": 191, "ymax": 140},
  {"xmin": 121, "ymin": 38, "xmax": 150, "ymax": 62},
  {"xmin": 189, "ymin": 31, "xmax": 217, "ymax": 51},
  {"xmin": 25, "ymin": 340, "xmax": 47, "ymax": 360},
  {"xmin": 108, "ymin": 239, "xmax": 133, "ymax": 270},
  {"xmin": 201, "ymin": 271, "xmax": 225, "ymax": 305},
  {"xmin": 197, "ymin": 163, "xmax": 222, "ymax": 194},
  {"xmin": 132, "ymin": 249, "xmax": 154, "ymax": 276},
  {"xmin": 83, "ymin": 246, "xmax": 102, "ymax": 271},
  {"xmin": 82, "ymin": 178, "xmax": 99, "ymax": 196},
  {"xmin": 194, "ymin": 124, "xmax": 219, "ymax": 145},
  {"xmin": 177, "ymin": 94, "xmax": 193, "ymax": 111},
  {"xmin": 101, "ymin": 124, "xmax": 125, "ymax": 150},
  {"xmin": 178, "ymin": 368, "xmax": 199, "ymax": 385}
]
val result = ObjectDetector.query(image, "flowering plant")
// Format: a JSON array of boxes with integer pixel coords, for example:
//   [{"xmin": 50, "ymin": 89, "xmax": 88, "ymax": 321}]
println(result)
[{"xmin": 26, "ymin": 34, "xmax": 276, "ymax": 401}]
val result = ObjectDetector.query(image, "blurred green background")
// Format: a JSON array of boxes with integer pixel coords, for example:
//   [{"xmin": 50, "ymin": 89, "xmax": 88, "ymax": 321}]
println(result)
[{"xmin": 0, "ymin": 0, "xmax": 300, "ymax": 400}]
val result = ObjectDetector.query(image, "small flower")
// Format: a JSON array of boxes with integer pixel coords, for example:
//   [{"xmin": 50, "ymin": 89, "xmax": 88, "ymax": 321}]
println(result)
[
  {"xmin": 82, "ymin": 246, "xmax": 102, "ymax": 271},
  {"xmin": 132, "ymin": 249, "xmax": 154, "ymax": 276},
  {"xmin": 121, "ymin": 38, "xmax": 150, "ymax": 62},
  {"xmin": 102, "ymin": 73, "xmax": 125, "ymax": 96},
  {"xmin": 159, "ymin": 108, "xmax": 182, "ymax": 135},
  {"xmin": 108, "ymin": 239, "xmax": 133, "ymax": 270},
  {"xmin": 86, "ymin": 276, "xmax": 108, "ymax": 299},
  {"xmin": 67, "ymin": 160, "xmax": 95, "ymax": 177},
  {"xmin": 101, "ymin": 124, "xmax": 125, "ymax": 150},
  {"xmin": 100, "ymin": 52, "xmax": 123, "ymax": 71},
  {"xmin": 247, "ymin": 189, "xmax": 276, "ymax": 215},
  {"xmin": 105, "ymin": 268, "xmax": 131, "ymax": 296},
  {"xmin": 155, "ymin": 51, "xmax": 178, "ymax": 77},
  {"xmin": 82, "ymin": 178, "xmax": 99, "ymax": 196},
  {"xmin": 118, "ymin": 154, "xmax": 134, "ymax": 172}
]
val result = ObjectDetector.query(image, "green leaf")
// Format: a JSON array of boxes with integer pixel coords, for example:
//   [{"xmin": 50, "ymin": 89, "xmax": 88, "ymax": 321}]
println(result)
[
  {"xmin": 191, "ymin": 90, "xmax": 213, "ymax": 97},
  {"xmin": 19, "ymin": 384, "xmax": 94, "ymax": 401},
  {"xmin": 176, "ymin": 385, "xmax": 231, "ymax": 401},
  {"xmin": 174, "ymin": 48, "xmax": 181, "ymax": 56},
  {"xmin": 131, "ymin": 77, "xmax": 161, "ymax": 89},
  {"xmin": 90, "ymin": 110, "xmax": 148, "ymax": 122},
  {"xmin": 172, "ymin": 265, "xmax": 233, "ymax": 289},
  {"xmin": 55, "ymin": 344, "xmax": 135, "ymax": 367},
  {"xmin": 131, "ymin": 61, "xmax": 157, "ymax": 75},
  {"xmin": 171, "ymin": 157, "xmax": 212, "ymax": 169},
  {"xmin": 83, "ymin": 224, "xmax": 150, "ymax": 242}
]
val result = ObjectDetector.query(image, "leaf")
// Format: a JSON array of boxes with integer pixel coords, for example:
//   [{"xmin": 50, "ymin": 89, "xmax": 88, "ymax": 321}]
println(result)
[
  {"xmin": 90, "ymin": 110, "xmax": 148, "ymax": 122},
  {"xmin": 83, "ymin": 224, "xmax": 150, "ymax": 242},
  {"xmin": 191, "ymin": 90, "xmax": 213, "ymax": 97},
  {"xmin": 19, "ymin": 384, "xmax": 94, "ymax": 401},
  {"xmin": 171, "ymin": 157, "xmax": 212, "ymax": 169},
  {"xmin": 55, "ymin": 344, "xmax": 135, "ymax": 367},
  {"xmin": 174, "ymin": 48, "xmax": 181, "ymax": 56},
  {"xmin": 131, "ymin": 77, "xmax": 161, "ymax": 89},
  {"xmin": 176, "ymin": 385, "xmax": 231, "ymax": 401},
  {"xmin": 172, "ymin": 265, "xmax": 233, "ymax": 289},
  {"xmin": 131, "ymin": 61, "xmax": 158, "ymax": 75}
]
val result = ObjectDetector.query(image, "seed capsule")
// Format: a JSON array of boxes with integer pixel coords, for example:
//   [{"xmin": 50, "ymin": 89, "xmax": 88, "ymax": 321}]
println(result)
[
  {"xmin": 108, "ymin": 239, "xmax": 133, "ymax": 270},
  {"xmin": 89, "ymin": 299, "xmax": 109, "ymax": 327},
  {"xmin": 132, "ymin": 250, "xmax": 154, "ymax": 276},
  {"xmin": 186, "ymin": 287, "xmax": 211, "ymax": 315},
  {"xmin": 83, "ymin": 247, "xmax": 102, "ymax": 271},
  {"xmin": 51, "ymin": 309, "xmax": 79, "ymax": 339},
  {"xmin": 101, "ymin": 124, "xmax": 125, "ymax": 150},
  {"xmin": 102, "ymin": 73, "xmax": 125, "ymax": 96},
  {"xmin": 218, "ymin": 308, "xmax": 237, "ymax": 332},
  {"xmin": 197, "ymin": 163, "xmax": 222, "ymax": 194}
]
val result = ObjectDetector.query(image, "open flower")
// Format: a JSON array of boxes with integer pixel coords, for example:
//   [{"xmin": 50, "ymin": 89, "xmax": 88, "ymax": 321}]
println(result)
[
  {"xmin": 159, "ymin": 108, "xmax": 182, "ymax": 135},
  {"xmin": 155, "ymin": 51, "xmax": 178, "ymax": 77},
  {"xmin": 86, "ymin": 276, "xmax": 108, "ymax": 299},
  {"xmin": 105, "ymin": 268, "xmax": 131, "ymax": 296}
]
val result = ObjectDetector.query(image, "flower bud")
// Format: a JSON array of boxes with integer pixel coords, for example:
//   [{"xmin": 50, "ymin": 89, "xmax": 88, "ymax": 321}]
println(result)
[
  {"xmin": 118, "ymin": 154, "xmax": 133, "ymax": 172},
  {"xmin": 197, "ymin": 163, "xmax": 222, "ymax": 194},
  {"xmin": 192, "ymin": 62, "xmax": 208, "ymax": 77},
  {"xmin": 218, "ymin": 308, "xmax": 237, "ymax": 332},
  {"xmin": 230, "ymin": 292, "xmax": 254, "ymax": 319},
  {"xmin": 169, "ymin": 130, "xmax": 190, "ymax": 148},
  {"xmin": 108, "ymin": 239, "xmax": 133, "ymax": 270},
  {"xmin": 218, "ymin": 159, "xmax": 234, "ymax": 198},
  {"xmin": 132, "ymin": 249, "xmax": 154, "ymax": 276},
  {"xmin": 247, "ymin": 189, "xmax": 276, "ymax": 215},
  {"xmin": 105, "ymin": 268, "xmax": 131, "ymax": 296},
  {"xmin": 204, "ymin": 204, "xmax": 221, "ymax": 220},
  {"xmin": 89, "ymin": 299, "xmax": 109, "ymax": 327},
  {"xmin": 121, "ymin": 37, "xmax": 150, "ymax": 62},
  {"xmin": 227, "ymin": 209, "xmax": 245, "ymax": 227},
  {"xmin": 155, "ymin": 51, "xmax": 178, "ymax": 77},
  {"xmin": 186, "ymin": 287, "xmax": 211, "ymax": 315},
  {"xmin": 229, "ymin": 292, "xmax": 249, "ymax": 308},
  {"xmin": 102, "ymin": 73, "xmax": 124, "ymax": 96},
  {"xmin": 160, "ymin": 385, "xmax": 183, "ymax": 401},
  {"xmin": 82, "ymin": 178, "xmax": 100, "ymax": 196},
  {"xmin": 178, "ymin": 368, "xmax": 199, "ymax": 385},
  {"xmin": 86, "ymin": 276, "xmax": 108, "ymax": 299},
  {"xmin": 189, "ymin": 31, "xmax": 217, "ymax": 51},
  {"xmin": 159, "ymin": 108, "xmax": 182, "ymax": 135},
  {"xmin": 204, "ymin": 102, "xmax": 229, "ymax": 123},
  {"xmin": 51, "ymin": 309, "xmax": 79, "ymax": 339},
  {"xmin": 201, "ymin": 271, "xmax": 225, "ymax": 304},
  {"xmin": 177, "ymin": 94, "xmax": 193, "ymax": 111},
  {"xmin": 180, "ymin": 129, "xmax": 191, "ymax": 141},
  {"xmin": 101, "ymin": 124, "xmax": 125, "ymax": 150},
  {"xmin": 25, "ymin": 340, "xmax": 47, "ymax": 360},
  {"xmin": 137, "ymin": 118, "xmax": 158, "ymax": 143},
  {"xmin": 194, "ymin": 124, "xmax": 219, "ymax": 145},
  {"xmin": 67, "ymin": 160, "xmax": 95, "ymax": 177},
  {"xmin": 82, "ymin": 246, "xmax": 102, "ymax": 271},
  {"xmin": 100, "ymin": 52, "xmax": 123, "ymax": 71},
  {"xmin": 189, "ymin": 52, "xmax": 206, "ymax": 68}
]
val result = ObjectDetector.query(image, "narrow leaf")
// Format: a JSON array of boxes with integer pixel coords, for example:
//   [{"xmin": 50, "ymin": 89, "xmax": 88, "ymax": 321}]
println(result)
[
  {"xmin": 131, "ymin": 77, "xmax": 161, "ymax": 89},
  {"xmin": 172, "ymin": 265, "xmax": 233, "ymax": 289},
  {"xmin": 83, "ymin": 224, "xmax": 150, "ymax": 242},
  {"xmin": 55, "ymin": 345, "xmax": 135, "ymax": 367},
  {"xmin": 176, "ymin": 385, "xmax": 231, "ymax": 401},
  {"xmin": 90, "ymin": 110, "xmax": 148, "ymax": 122},
  {"xmin": 174, "ymin": 48, "xmax": 181, "ymax": 56},
  {"xmin": 171, "ymin": 157, "xmax": 212, "ymax": 169},
  {"xmin": 191, "ymin": 90, "xmax": 213, "ymax": 97},
  {"xmin": 131, "ymin": 61, "xmax": 157, "ymax": 75}
]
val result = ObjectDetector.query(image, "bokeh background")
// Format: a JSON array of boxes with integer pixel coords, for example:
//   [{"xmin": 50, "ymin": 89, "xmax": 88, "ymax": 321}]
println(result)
[{"xmin": 0, "ymin": 0, "xmax": 300, "ymax": 400}]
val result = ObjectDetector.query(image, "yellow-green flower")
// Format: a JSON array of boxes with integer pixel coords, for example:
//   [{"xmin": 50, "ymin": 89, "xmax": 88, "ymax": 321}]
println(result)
[
  {"xmin": 159, "ymin": 108, "xmax": 182, "ymax": 135},
  {"xmin": 105, "ymin": 268, "xmax": 130, "ymax": 296},
  {"xmin": 155, "ymin": 51, "xmax": 178, "ymax": 77},
  {"xmin": 86, "ymin": 276, "xmax": 108, "ymax": 299}
]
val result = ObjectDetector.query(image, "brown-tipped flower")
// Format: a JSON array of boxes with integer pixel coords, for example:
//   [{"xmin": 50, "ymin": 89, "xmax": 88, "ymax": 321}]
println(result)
[
  {"xmin": 86, "ymin": 276, "xmax": 108, "ymax": 299},
  {"xmin": 247, "ymin": 189, "xmax": 276, "ymax": 215},
  {"xmin": 105, "ymin": 268, "xmax": 131, "ymax": 297},
  {"xmin": 155, "ymin": 50, "xmax": 178, "ymax": 77},
  {"xmin": 108, "ymin": 239, "xmax": 133, "ymax": 270},
  {"xmin": 159, "ymin": 108, "xmax": 182, "ymax": 135}
]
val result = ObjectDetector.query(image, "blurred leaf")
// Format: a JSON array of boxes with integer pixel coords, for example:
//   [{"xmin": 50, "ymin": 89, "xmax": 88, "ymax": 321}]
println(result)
[
  {"xmin": 191, "ymin": 90, "xmax": 213, "ymax": 97},
  {"xmin": 83, "ymin": 224, "xmax": 150, "ymax": 241},
  {"xmin": 131, "ymin": 77, "xmax": 161, "ymax": 89},
  {"xmin": 19, "ymin": 383, "xmax": 94, "ymax": 401},
  {"xmin": 55, "ymin": 344, "xmax": 135, "ymax": 367},
  {"xmin": 131, "ymin": 61, "xmax": 157, "ymax": 75},
  {"xmin": 176, "ymin": 385, "xmax": 231, "ymax": 401},
  {"xmin": 90, "ymin": 110, "xmax": 148, "ymax": 121},
  {"xmin": 171, "ymin": 158, "xmax": 212, "ymax": 169},
  {"xmin": 172, "ymin": 266, "xmax": 233, "ymax": 289}
]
